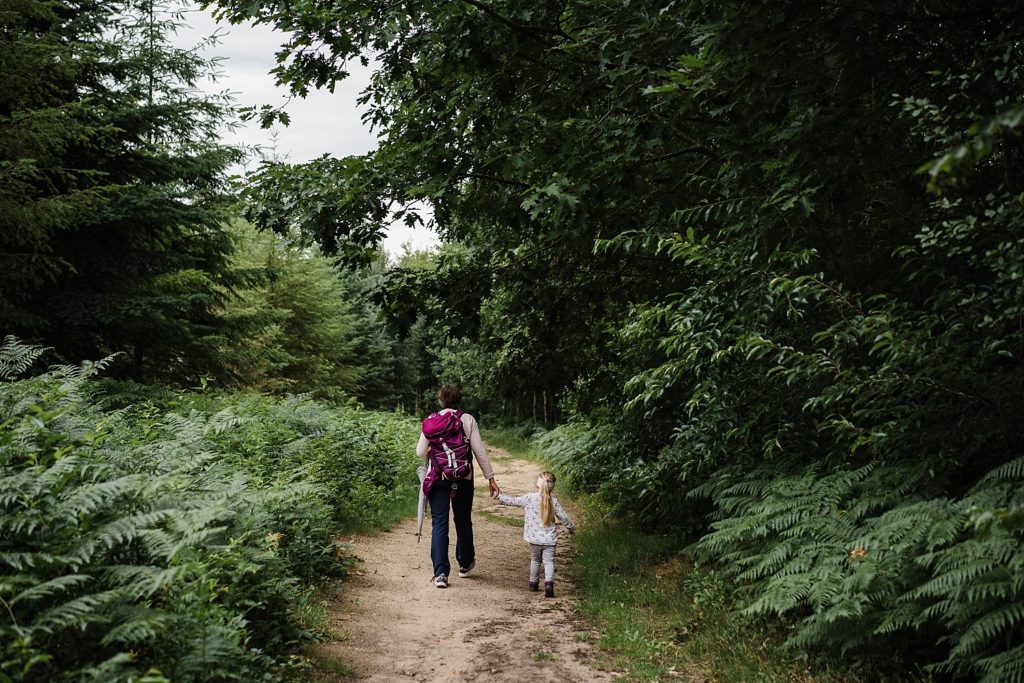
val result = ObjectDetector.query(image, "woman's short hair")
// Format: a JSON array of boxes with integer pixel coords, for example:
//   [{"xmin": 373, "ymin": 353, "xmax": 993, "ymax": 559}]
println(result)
[{"xmin": 437, "ymin": 383, "xmax": 461, "ymax": 409}]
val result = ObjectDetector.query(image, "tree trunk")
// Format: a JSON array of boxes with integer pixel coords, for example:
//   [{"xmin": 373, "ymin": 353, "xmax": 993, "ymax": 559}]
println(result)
[{"xmin": 133, "ymin": 342, "xmax": 145, "ymax": 382}]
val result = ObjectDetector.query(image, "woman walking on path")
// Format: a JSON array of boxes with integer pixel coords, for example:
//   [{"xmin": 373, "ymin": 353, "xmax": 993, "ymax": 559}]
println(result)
[
  {"xmin": 418, "ymin": 383, "xmax": 501, "ymax": 588},
  {"xmin": 494, "ymin": 471, "xmax": 575, "ymax": 597}
]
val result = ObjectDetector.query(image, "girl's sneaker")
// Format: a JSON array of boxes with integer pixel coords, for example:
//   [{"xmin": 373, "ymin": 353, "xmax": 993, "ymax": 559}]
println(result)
[
  {"xmin": 529, "ymin": 581, "xmax": 539, "ymax": 592},
  {"xmin": 544, "ymin": 581, "xmax": 555, "ymax": 598},
  {"xmin": 434, "ymin": 574, "xmax": 448, "ymax": 588}
]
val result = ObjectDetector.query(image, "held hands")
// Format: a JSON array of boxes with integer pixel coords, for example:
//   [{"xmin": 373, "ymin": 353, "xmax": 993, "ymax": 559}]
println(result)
[{"xmin": 488, "ymin": 478, "xmax": 501, "ymax": 498}]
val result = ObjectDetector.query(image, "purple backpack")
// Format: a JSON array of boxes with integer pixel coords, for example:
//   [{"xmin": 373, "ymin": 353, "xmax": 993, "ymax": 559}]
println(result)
[{"xmin": 422, "ymin": 410, "xmax": 472, "ymax": 498}]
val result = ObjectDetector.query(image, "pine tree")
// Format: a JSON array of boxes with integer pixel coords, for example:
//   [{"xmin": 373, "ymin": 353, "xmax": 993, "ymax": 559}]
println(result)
[
  {"xmin": 0, "ymin": 0, "xmax": 242, "ymax": 382},
  {"xmin": 218, "ymin": 221, "xmax": 403, "ymax": 401}
]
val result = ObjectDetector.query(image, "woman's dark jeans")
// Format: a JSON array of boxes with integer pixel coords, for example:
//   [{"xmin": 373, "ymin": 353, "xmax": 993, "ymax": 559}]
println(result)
[{"xmin": 428, "ymin": 479, "xmax": 474, "ymax": 578}]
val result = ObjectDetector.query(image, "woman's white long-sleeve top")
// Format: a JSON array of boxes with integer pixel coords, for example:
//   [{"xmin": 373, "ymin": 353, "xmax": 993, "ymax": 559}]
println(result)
[{"xmin": 496, "ymin": 491, "xmax": 575, "ymax": 545}]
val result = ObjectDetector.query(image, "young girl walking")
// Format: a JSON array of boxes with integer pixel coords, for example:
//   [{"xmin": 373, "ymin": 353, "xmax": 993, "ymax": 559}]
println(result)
[{"xmin": 494, "ymin": 471, "xmax": 575, "ymax": 597}]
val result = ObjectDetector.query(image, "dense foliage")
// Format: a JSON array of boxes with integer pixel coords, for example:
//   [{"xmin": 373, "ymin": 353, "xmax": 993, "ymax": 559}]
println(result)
[
  {"xmin": 0, "ymin": 0, "xmax": 422, "ymax": 406},
  {"xmin": 214, "ymin": 221, "xmax": 408, "ymax": 404},
  {"xmin": 0, "ymin": 0, "xmax": 242, "ymax": 380},
  {"xmin": 0, "ymin": 338, "xmax": 419, "ymax": 682},
  {"xmin": 210, "ymin": 0, "xmax": 1024, "ymax": 678}
]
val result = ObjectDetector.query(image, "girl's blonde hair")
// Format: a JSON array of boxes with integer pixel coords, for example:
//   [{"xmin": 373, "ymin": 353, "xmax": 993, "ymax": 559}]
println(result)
[{"xmin": 538, "ymin": 471, "xmax": 556, "ymax": 526}]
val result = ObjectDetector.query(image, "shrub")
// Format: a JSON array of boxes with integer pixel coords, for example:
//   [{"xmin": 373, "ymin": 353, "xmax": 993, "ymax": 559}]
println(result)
[{"xmin": 0, "ymin": 337, "xmax": 418, "ymax": 682}]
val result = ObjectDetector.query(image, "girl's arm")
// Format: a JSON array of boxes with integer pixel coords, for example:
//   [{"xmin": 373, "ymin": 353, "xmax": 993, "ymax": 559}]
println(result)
[
  {"xmin": 496, "ymin": 493, "xmax": 527, "ymax": 507},
  {"xmin": 553, "ymin": 498, "xmax": 576, "ymax": 532}
]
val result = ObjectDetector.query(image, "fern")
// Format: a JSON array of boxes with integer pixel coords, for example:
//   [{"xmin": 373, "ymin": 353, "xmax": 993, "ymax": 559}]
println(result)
[
  {"xmin": 88, "ymin": 509, "xmax": 178, "ymax": 552},
  {"xmin": 979, "ymin": 456, "xmax": 1024, "ymax": 485},
  {"xmin": 56, "ymin": 475, "xmax": 147, "ymax": 519},
  {"xmin": 31, "ymin": 589, "xmax": 125, "ymax": 633},
  {"xmin": 1, "ymin": 353, "xmax": 418, "ymax": 681},
  {"xmin": 976, "ymin": 645, "xmax": 1024, "ymax": 683},
  {"xmin": 104, "ymin": 565, "xmax": 191, "ymax": 599},
  {"xmin": 950, "ymin": 603, "xmax": 1024, "ymax": 659},
  {"xmin": 0, "ymin": 336, "xmax": 46, "ymax": 380},
  {"xmin": 684, "ymin": 447, "xmax": 1024, "ymax": 679},
  {"xmin": 99, "ymin": 608, "xmax": 175, "ymax": 647},
  {"xmin": 10, "ymin": 574, "xmax": 92, "ymax": 607}
]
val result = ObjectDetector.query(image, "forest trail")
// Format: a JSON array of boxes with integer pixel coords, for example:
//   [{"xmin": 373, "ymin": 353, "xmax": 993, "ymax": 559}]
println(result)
[{"xmin": 312, "ymin": 447, "xmax": 612, "ymax": 682}]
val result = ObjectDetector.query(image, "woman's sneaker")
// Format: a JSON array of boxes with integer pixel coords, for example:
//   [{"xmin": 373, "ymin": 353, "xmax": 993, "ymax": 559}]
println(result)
[
  {"xmin": 434, "ymin": 574, "xmax": 448, "ymax": 588},
  {"xmin": 457, "ymin": 560, "xmax": 476, "ymax": 578}
]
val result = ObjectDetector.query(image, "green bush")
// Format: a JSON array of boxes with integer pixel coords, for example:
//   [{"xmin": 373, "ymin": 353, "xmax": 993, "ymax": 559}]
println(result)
[
  {"xmin": 689, "ymin": 459, "xmax": 1024, "ymax": 679},
  {"xmin": 0, "ymin": 338, "xmax": 419, "ymax": 682},
  {"xmin": 537, "ymin": 422, "xmax": 706, "ymax": 537},
  {"xmin": 533, "ymin": 423, "xmax": 1024, "ymax": 680}
]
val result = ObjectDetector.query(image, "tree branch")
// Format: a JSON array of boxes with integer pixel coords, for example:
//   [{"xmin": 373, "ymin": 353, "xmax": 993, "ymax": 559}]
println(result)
[
  {"xmin": 594, "ymin": 146, "xmax": 720, "ymax": 182},
  {"xmin": 460, "ymin": 0, "xmax": 572, "ymax": 41},
  {"xmin": 461, "ymin": 172, "xmax": 531, "ymax": 189}
]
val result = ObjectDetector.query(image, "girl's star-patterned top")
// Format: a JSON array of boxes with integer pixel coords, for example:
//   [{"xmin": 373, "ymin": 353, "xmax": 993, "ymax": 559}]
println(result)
[{"xmin": 496, "ymin": 491, "xmax": 575, "ymax": 545}]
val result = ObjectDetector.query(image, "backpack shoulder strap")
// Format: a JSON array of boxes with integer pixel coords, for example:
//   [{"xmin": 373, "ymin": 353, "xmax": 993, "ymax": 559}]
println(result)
[{"xmin": 454, "ymin": 410, "xmax": 471, "ymax": 439}]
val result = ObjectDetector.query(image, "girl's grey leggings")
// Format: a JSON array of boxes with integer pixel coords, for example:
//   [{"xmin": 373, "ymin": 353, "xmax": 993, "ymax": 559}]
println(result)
[{"xmin": 529, "ymin": 543, "xmax": 556, "ymax": 582}]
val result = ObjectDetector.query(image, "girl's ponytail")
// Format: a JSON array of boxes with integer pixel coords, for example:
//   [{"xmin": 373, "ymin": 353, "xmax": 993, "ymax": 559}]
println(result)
[{"xmin": 538, "ymin": 471, "xmax": 556, "ymax": 526}]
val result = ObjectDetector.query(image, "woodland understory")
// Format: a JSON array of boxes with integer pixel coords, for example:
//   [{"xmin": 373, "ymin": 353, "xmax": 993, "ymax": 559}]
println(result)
[{"xmin": 2, "ymin": 1, "xmax": 1022, "ymax": 681}]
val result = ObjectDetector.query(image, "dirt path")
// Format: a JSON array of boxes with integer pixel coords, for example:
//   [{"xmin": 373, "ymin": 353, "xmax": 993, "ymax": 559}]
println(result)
[{"xmin": 313, "ymin": 447, "xmax": 611, "ymax": 682}]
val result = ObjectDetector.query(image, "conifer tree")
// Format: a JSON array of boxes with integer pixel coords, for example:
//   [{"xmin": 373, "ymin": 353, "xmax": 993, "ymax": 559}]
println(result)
[
  {"xmin": 0, "ymin": 0, "xmax": 242, "ymax": 381},
  {"xmin": 218, "ymin": 221, "xmax": 407, "ymax": 402}
]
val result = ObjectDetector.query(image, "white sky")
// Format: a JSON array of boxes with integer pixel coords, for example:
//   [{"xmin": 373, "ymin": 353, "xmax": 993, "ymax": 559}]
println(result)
[{"xmin": 173, "ymin": 5, "xmax": 438, "ymax": 255}]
